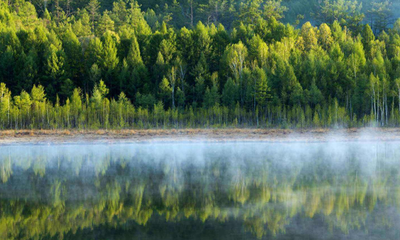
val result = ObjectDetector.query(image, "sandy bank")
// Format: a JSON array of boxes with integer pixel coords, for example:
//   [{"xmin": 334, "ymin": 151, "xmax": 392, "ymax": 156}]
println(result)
[{"xmin": 0, "ymin": 128, "xmax": 400, "ymax": 145}]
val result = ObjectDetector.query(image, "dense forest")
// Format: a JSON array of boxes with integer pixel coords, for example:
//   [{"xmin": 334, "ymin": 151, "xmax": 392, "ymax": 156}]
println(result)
[{"xmin": 1, "ymin": 0, "xmax": 400, "ymax": 129}]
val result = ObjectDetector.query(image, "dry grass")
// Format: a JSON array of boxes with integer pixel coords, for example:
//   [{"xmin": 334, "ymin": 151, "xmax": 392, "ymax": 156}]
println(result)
[
  {"xmin": 0, "ymin": 128, "xmax": 400, "ymax": 144},
  {"xmin": 0, "ymin": 128, "xmax": 384, "ymax": 137},
  {"xmin": 0, "ymin": 128, "xmax": 303, "ymax": 140}
]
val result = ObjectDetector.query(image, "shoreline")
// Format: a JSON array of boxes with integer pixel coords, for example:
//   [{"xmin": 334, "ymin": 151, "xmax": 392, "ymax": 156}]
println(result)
[{"xmin": 1, "ymin": 128, "xmax": 400, "ymax": 145}]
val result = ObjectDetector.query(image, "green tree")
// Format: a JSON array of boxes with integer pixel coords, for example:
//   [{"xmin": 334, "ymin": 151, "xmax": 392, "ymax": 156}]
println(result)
[
  {"xmin": 100, "ymin": 31, "xmax": 119, "ymax": 95},
  {"xmin": 43, "ymin": 44, "xmax": 66, "ymax": 101},
  {"xmin": 222, "ymin": 78, "xmax": 238, "ymax": 109},
  {"xmin": 61, "ymin": 28, "xmax": 82, "ymax": 87},
  {"xmin": 248, "ymin": 34, "xmax": 268, "ymax": 67},
  {"xmin": 253, "ymin": 67, "xmax": 269, "ymax": 108},
  {"xmin": 300, "ymin": 22, "xmax": 317, "ymax": 51},
  {"xmin": 204, "ymin": 84, "xmax": 220, "ymax": 109},
  {"xmin": 30, "ymin": 84, "xmax": 46, "ymax": 127},
  {"xmin": 159, "ymin": 77, "xmax": 172, "ymax": 108},
  {"xmin": 366, "ymin": 0, "xmax": 392, "ymax": 34},
  {"xmin": 70, "ymin": 88, "xmax": 82, "ymax": 127},
  {"xmin": 0, "ymin": 83, "xmax": 11, "ymax": 128},
  {"xmin": 314, "ymin": 0, "xmax": 364, "ymax": 32},
  {"xmin": 96, "ymin": 12, "xmax": 115, "ymax": 36},
  {"xmin": 238, "ymin": 0, "xmax": 263, "ymax": 25},
  {"xmin": 125, "ymin": 34, "xmax": 148, "ymax": 97},
  {"xmin": 318, "ymin": 23, "xmax": 333, "ymax": 50},
  {"xmin": 72, "ymin": 9, "xmax": 92, "ymax": 37},
  {"xmin": 262, "ymin": 0, "xmax": 287, "ymax": 21},
  {"xmin": 87, "ymin": 0, "xmax": 100, "ymax": 33},
  {"xmin": 361, "ymin": 24, "xmax": 375, "ymax": 59}
]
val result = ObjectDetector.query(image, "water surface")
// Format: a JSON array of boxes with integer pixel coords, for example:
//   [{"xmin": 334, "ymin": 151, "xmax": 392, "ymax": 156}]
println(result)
[{"xmin": 0, "ymin": 142, "xmax": 399, "ymax": 239}]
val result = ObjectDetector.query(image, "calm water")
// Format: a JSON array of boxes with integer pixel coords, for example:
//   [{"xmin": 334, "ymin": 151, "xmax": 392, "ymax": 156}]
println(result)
[{"xmin": 0, "ymin": 142, "xmax": 400, "ymax": 240}]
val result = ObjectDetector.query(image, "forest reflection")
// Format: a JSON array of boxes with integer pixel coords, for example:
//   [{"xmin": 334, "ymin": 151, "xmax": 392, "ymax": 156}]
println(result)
[{"xmin": 0, "ymin": 142, "xmax": 400, "ymax": 240}]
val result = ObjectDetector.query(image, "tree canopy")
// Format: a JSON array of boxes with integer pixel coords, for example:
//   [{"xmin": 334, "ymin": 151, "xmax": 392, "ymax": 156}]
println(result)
[{"xmin": 0, "ymin": 0, "xmax": 400, "ymax": 129}]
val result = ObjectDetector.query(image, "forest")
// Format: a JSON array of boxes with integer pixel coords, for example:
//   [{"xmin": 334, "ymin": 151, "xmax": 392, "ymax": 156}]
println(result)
[{"xmin": 1, "ymin": 0, "xmax": 400, "ymax": 129}]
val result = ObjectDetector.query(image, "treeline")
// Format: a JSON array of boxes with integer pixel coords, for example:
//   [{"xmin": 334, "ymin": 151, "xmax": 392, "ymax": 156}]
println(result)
[
  {"xmin": 0, "ymin": 80, "xmax": 396, "ymax": 130},
  {"xmin": 2, "ymin": 0, "xmax": 400, "ymax": 129},
  {"xmin": 11, "ymin": 0, "xmax": 400, "ymax": 32},
  {"xmin": 0, "ymin": 82, "xmax": 360, "ymax": 129}
]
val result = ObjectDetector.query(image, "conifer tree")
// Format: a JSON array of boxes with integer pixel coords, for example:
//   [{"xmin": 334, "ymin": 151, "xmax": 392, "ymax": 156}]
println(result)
[{"xmin": 87, "ymin": 0, "xmax": 101, "ymax": 33}]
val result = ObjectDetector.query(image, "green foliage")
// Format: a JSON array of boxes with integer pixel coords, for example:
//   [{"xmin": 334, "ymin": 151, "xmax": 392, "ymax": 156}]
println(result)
[
  {"xmin": 314, "ymin": 0, "xmax": 364, "ymax": 32},
  {"xmin": 0, "ymin": 0, "xmax": 399, "ymax": 129}
]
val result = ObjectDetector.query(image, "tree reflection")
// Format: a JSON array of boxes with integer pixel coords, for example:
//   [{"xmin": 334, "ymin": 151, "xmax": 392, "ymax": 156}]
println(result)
[{"xmin": 0, "ymin": 143, "xmax": 399, "ymax": 239}]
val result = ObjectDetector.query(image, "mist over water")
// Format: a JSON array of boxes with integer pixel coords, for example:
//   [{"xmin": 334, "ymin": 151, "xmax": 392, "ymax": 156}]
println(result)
[{"xmin": 0, "ymin": 142, "xmax": 400, "ymax": 240}]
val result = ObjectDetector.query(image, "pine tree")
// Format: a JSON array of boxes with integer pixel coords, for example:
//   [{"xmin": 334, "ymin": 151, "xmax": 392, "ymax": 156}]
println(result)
[
  {"xmin": 96, "ymin": 12, "xmax": 115, "ymax": 36},
  {"xmin": 300, "ymin": 22, "xmax": 317, "ymax": 51},
  {"xmin": 248, "ymin": 35, "xmax": 268, "ymax": 67},
  {"xmin": 222, "ymin": 78, "xmax": 238, "ymax": 109},
  {"xmin": 253, "ymin": 67, "xmax": 269, "ymax": 108},
  {"xmin": 43, "ymin": 44, "xmax": 65, "ymax": 101},
  {"xmin": 362, "ymin": 24, "xmax": 375, "ymax": 58},
  {"xmin": 61, "ymin": 28, "xmax": 82, "ymax": 87},
  {"xmin": 87, "ymin": 0, "xmax": 100, "ymax": 33},
  {"xmin": 318, "ymin": 23, "xmax": 333, "ymax": 50},
  {"xmin": 100, "ymin": 31, "xmax": 119, "ymax": 95},
  {"xmin": 159, "ymin": 77, "xmax": 172, "ymax": 108},
  {"xmin": 127, "ymin": 34, "xmax": 149, "ymax": 96}
]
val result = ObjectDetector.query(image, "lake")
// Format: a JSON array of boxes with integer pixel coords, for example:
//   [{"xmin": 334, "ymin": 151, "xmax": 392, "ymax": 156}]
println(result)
[{"xmin": 0, "ymin": 142, "xmax": 399, "ymax": 240}]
